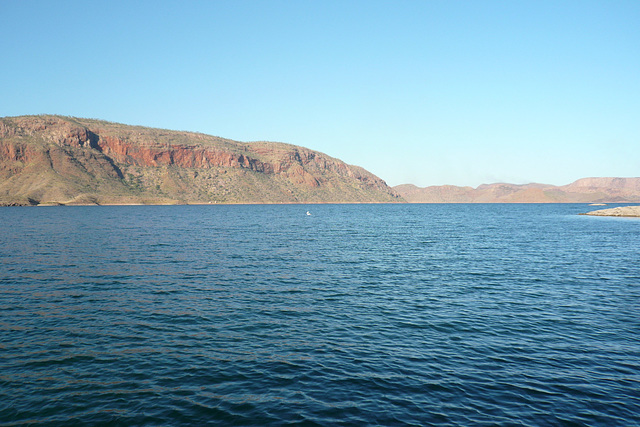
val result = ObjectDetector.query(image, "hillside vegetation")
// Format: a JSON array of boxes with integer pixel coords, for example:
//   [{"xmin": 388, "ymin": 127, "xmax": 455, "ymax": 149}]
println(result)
[{"xmin": 0, "ymin": 115, "xmax": 402, "ymax": 205}]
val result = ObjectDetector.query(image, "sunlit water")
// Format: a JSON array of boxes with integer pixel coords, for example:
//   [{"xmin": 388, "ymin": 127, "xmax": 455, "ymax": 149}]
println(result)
[{"xmin": 1, "ymin": 204, "xmax": 639, "ymax": 426}]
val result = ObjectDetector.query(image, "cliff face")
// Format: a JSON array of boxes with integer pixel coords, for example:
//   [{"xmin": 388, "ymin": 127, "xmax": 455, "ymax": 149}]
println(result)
[
  {"xmin": 394, "ymin": 179, "xmax": 640, "ymax": 203},
  {"xmin": 0, "ymin": 115, "xmax": 402, "ymax": 205}
]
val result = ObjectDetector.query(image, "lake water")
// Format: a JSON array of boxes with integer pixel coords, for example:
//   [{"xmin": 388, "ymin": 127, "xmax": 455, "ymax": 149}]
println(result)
[{"xmin": 1, "ymin": 204, "xmax": 639, "ymax": 426}]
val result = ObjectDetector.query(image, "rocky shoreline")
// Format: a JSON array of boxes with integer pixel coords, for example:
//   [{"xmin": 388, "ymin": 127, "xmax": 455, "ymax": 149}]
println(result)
[{"xmin": 583, "ymin": 205, "xmax": 640, "ymax": 217}]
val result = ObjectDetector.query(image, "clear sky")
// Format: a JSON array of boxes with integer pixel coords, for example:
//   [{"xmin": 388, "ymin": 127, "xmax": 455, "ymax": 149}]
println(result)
[{"xmin": 1, "ymin": 0, "xmax": 638, "ymax": 188}]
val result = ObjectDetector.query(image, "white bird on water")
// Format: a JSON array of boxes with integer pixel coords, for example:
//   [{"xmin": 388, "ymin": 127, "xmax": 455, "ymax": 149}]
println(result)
[{"xmin": 306, "ymin": 211, "xmax": 311, "ymax": 216}]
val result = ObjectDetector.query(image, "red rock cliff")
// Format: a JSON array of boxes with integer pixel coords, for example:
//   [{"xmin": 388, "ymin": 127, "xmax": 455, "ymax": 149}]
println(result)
[{"xmin": 0, "ymin": 115, "xmax": 401, "ymax": 204}]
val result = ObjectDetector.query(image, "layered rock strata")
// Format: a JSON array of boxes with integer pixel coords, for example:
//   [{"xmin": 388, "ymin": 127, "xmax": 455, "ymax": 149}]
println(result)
[{"xmin": 0, "ymin": 115, "xmax": 401, "ymax": 205}]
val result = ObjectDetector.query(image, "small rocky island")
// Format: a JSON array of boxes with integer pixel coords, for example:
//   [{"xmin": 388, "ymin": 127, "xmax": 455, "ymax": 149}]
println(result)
[{"xmin": 583, "ymin": 206, "xmax": 640, "ymax": 217}]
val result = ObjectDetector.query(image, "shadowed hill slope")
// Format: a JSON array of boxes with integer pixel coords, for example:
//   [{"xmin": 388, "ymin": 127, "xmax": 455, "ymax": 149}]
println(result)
[{"xmin": 0, "ymin": 115, "xmax": 402, "ymax": 205}]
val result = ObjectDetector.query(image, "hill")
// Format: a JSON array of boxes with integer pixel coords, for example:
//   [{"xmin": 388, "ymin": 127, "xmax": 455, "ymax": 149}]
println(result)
[
  {"xmin": 394, "ymin": 178, "xmax": 640, "ymax": 203},
  {"xmin": 0, "ymin": 115, "xmax": 402, "ymax": 205}
]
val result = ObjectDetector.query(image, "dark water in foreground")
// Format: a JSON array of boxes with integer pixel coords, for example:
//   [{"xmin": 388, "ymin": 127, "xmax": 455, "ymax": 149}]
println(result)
[{"xmin": 1, "ymin": 204, "xmax": 639, "ymax": 426}]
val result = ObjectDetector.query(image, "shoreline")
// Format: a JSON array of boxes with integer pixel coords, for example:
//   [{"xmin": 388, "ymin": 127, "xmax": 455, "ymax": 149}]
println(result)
[
  {"xmin": 582, "ymin": 205, "xmax": 640, "ymax": 218},
  {"xmin": 2, "ymin": 201, "xmax": 640, "ymax": 208}
]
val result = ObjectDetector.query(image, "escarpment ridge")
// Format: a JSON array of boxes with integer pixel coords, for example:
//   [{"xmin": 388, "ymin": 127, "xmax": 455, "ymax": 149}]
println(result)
[
  {"xmin": 0, "ymin": 115, "xmax": 402, "ymax": 205},
  {"xmin": 395, "ymin": 178, "xmax": 640, "ymax": 204}
]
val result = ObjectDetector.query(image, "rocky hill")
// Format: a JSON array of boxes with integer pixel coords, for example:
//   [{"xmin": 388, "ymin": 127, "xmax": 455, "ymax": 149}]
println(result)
[
  {"xmin": 395, "ymin": 178, "xmax": 640, "ymax": 203},
  {"xmin": 0, "ymin": 115, "xmax": 402, "ymax": 205}
]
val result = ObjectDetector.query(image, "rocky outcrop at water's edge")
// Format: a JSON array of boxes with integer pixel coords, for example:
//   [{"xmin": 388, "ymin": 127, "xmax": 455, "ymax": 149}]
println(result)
[{"xmin": 581, "ymin": 206, "xmax": 640, "ymax": 217}]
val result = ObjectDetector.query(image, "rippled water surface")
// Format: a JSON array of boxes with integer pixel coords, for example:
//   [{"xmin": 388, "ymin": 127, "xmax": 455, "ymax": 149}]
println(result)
[{"xmin": 1, "ymin": 204, "xmax": 639, "ymax": 425}]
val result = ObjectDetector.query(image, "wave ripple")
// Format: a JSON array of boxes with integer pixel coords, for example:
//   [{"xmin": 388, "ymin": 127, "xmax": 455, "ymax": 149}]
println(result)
[{"xmin": 1, "ymin": 204, "xmax": 639, "ymax": 425}]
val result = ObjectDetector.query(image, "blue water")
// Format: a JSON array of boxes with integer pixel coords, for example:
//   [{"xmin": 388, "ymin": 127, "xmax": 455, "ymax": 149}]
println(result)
[{"xmin": 1, "ymin": 204, "xmax": 639, "ymax": 426}]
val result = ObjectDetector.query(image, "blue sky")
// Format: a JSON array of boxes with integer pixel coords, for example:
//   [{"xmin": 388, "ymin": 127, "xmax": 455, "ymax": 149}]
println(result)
[{"xmin": 1, "ymin": 0, "xmax": 638, "ymax": 187}]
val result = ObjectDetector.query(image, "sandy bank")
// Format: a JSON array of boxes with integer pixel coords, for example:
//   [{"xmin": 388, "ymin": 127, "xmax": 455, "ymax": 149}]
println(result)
[{"xmin": 583, "ymin": 205, "xmax": 640, "ymax": 217}]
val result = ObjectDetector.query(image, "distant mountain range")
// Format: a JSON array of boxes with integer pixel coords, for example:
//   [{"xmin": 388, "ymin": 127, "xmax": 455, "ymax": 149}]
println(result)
[
  {"xmin": 394, "ymin": 178, "xmax": 640, "ymax": 203},
  {"xmin": 1, "ymin": 115, "xmax": 637, "ymax": 206},
  {"xmin": 0, "ymin": 115, "xmax": 401, "ymax": 205}
]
